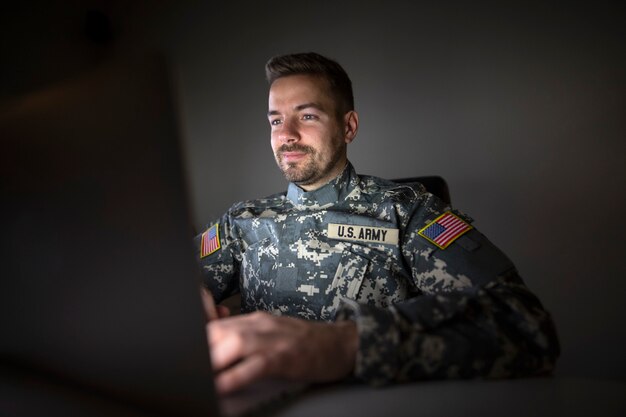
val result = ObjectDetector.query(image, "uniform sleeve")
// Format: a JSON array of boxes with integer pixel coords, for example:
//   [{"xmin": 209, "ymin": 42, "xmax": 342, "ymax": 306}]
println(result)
[
  {"xmin": 335, "ymin": 193, "xmax": 560, "ymax": 385},
  {"xmin": 194, "ymin": 211, "xmax": 242, "ymax": 303}
]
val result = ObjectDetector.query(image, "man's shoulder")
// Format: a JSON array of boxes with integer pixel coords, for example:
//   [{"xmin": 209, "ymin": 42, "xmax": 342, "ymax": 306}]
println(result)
[
  {"xmin": 356, "ymin": 173, "xmax": 427, "ymax": 203},
  {"xmin": 227, "ymin": 191, "xmax": 287, "ymax": 215}
]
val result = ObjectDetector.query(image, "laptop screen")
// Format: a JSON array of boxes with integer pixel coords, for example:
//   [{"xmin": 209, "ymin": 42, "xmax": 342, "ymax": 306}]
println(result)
[{"xmin": 0, "ymin": 56, "xmax": 219, "ymax": 416}]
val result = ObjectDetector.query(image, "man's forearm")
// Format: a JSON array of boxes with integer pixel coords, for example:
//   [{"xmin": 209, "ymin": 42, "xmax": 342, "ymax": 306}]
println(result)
[{"xmin": 337, "ymin": 274, "xmax": 559, "ymax": 385}]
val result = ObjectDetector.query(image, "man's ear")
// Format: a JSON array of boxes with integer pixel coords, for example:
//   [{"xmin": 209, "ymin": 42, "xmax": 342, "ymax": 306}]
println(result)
[{"xmin": 343, "ymin": 111, "xmax": 359, "ymax": 144}]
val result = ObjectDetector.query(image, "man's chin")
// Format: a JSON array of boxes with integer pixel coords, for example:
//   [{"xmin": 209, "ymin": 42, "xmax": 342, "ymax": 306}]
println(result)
[
  {"xmin": 284, "ymin": 173, "xmax": 313, "ymax": 185},
  {"xmin": 282, "ymin": 168, "xmax": 314, "ymax": 185}
]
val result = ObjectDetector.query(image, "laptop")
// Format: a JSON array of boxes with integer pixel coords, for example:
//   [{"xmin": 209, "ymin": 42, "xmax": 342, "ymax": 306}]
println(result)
[{"xmin": 0, "ymin": 55, "xmax": 301, "ymax": 416}]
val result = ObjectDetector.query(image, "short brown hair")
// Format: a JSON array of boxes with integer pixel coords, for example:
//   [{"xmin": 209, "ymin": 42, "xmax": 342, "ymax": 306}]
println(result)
[{"xmin": 265, "ymin": 52, "xmax": 354, "ymax": 116}]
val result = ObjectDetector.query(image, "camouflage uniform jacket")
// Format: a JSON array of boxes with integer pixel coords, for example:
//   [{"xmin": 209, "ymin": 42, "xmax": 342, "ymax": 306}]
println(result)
[{"xmin": 196, "ymin": 162, "xmax": 559, "ymax": 385}]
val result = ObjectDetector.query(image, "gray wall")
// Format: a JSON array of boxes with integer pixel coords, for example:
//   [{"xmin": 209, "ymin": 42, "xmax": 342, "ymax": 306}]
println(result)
[{"xmin": 4, "ymin": 1, "xmax": 625, "ymax": 381}]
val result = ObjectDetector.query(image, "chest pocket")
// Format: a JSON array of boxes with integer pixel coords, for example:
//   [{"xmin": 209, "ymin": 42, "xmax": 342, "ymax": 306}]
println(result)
[
  {"xmin": 326, "ymin": 242, "xmax": 413, "ymax": 313},
  {"xmin": 328, "ymin": 248, "xmax": 369, "ymax": 300}
]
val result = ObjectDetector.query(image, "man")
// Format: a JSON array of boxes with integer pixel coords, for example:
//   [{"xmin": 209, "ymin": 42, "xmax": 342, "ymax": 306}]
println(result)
[{"xmin": 196, "ymin": 52, "xmax": 559, "ymax": 395}]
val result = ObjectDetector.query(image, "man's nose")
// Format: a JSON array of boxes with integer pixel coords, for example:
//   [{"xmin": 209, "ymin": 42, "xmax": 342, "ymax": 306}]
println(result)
[{"xmin": 278, "ymin": 119, "xmax": 300, "ymax": 143}]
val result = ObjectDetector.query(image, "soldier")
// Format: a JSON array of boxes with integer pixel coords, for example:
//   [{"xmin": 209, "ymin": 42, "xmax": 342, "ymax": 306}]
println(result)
[{"xmin": 196, "ymin": 52, "xmax": 559, "ymax": 394}]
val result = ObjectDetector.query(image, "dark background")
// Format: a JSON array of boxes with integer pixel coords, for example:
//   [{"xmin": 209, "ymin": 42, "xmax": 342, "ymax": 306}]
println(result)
[{"xmin": 2, "ymin": 1, "xmax": 625, "ymax": 382}]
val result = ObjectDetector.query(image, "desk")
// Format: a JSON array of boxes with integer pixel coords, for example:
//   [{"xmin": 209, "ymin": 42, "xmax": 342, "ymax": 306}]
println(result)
[
  {"xmin": 2, "ymin": 371, "xmax": 624, "ymax": 417},
  {"xmin": 267, "ymin": 377, "xmax": 626, "ymax": 417}
]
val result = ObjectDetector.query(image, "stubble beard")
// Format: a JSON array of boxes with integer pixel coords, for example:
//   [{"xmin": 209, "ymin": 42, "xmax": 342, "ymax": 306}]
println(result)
[{"xmin": 275, "ymin": 142, "xmax": 344, "ymax": 187}]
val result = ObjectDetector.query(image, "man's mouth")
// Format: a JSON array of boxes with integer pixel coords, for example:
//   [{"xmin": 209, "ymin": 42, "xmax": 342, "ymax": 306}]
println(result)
[
  {"xmin": 281, "ymin": 151, "xmax": 308, "ymax": 162},
  {"xmin": 278, "ymin": 145, "xmax": 311, "ymax": 163}
]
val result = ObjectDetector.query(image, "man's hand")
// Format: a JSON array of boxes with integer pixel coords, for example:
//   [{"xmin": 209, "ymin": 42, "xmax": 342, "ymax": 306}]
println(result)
[{"xmin": 207, "ymin": 311, "xmax": 358, "ymax": 394}]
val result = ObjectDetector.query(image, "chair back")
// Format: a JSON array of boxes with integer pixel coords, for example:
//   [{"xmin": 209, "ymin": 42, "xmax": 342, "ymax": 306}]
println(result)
[{"xmin": 392, "ymin": 176, "xmax": 451, "ymax": 204}]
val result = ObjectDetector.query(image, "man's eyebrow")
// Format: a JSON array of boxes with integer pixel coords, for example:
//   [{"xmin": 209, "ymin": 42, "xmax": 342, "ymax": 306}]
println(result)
[
  {"xmin": 267, "ymin": 102, "xmax": 326, "ymax": 117},
  {"xmin": 295, "ymin": 102, "xmax": 325, "ymax": 112}
]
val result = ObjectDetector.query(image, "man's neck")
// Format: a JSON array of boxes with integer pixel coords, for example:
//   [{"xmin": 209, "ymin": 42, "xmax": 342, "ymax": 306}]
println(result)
[{"xmin": 286, "ymin": 162, "xmax": 354, "ymax": 207}]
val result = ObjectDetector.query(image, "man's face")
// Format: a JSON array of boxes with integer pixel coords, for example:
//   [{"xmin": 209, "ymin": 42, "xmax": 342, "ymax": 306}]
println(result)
[{"xmin": 268, "ymin": 74, "xmax": 356, "ymax": 191}]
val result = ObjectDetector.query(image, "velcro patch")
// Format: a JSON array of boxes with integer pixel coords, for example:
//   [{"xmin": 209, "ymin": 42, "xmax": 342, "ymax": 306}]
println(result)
[
  {"xmin": 200, "ymin": 224, "xmax": 221, "ymax": 258},
  {"xmin": 328, "ymin": 223, "xmax": 399, "ymax": 245},
  {"xmin": 418, "ymin": 212, "xmax": 472, "ymax": 249}
]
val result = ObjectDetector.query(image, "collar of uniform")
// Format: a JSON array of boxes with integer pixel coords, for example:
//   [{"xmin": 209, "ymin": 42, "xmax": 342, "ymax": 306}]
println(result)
[{"xmin": 286, "ymin": 162, "xmax": 358, "ymax": 207}]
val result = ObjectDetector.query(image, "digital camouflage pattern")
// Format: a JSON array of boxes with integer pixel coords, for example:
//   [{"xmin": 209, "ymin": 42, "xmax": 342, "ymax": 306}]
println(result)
[{"xmin": 195, "ymin": 162, "xmax": 559, "ymax": 385}]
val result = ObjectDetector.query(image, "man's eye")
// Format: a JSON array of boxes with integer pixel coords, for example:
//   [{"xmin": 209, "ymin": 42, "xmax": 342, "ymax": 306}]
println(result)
[
  {"xmin": 302, "ymin": 114, "xmax": 318, "ymax": 120},
  {"xmin": 270, "ymin": 119, "xmax": 282, "ymax": 126}
]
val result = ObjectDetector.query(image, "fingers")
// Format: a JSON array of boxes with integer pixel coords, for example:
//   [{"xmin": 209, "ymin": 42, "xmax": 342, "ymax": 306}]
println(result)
[
  {"xmin": 214, "ymin": 354, "xmax": 269, "ymax": 395},
  {"xmin": 209, "ymin": 314, "xmax": 276, "ymax": 370},
  {"xmin": 199, "ymin": 286, "xmax": 218, "ymax": 321},
  {"xmin": 207, "ymin": 313, "xmax": 357, "ymax": 394},
  {"xmin": 209, "ymin": 313, "xmax": 283, "ymax": 381},
  {"xmin": 216, "ymin": 305, "xmax": 231, "ymax": 318},
  {"xmin": 209, "ymin": 321, "xmax": 247, "ymax": 372},
  {"xmin": 200, "ymin": 286, "xmax": 232, "ymax": 321}
]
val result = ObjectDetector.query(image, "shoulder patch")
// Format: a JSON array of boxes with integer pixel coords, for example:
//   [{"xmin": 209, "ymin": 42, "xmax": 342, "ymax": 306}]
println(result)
[
  {"xmin": 418, "ymin": 211, "xmax": 472, "ymax": 249},
  {"xmin": 200, "ymin": 224, "xmax": 221, "ymax": 258}
]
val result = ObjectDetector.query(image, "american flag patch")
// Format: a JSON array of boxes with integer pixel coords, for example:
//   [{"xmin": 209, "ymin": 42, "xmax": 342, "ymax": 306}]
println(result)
[
  {"xmin": 200, "ymin": 224, "xmax": 221, "ymax": 258},
  {"xmin": 418, "ymin": 212, "xmax": 472, "ymax": 249}
]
